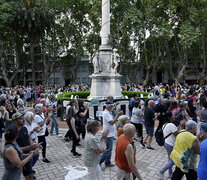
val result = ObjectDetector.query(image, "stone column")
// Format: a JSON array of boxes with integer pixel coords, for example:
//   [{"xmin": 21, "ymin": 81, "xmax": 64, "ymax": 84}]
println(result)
[{"xmin": 101, "ymin": 0, "xmax": 110, "ymax": 45}]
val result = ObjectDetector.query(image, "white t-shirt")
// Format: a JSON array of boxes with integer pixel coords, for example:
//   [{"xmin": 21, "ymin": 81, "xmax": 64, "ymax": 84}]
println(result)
[
  {"xmin": 163, "ymin": 123, "xmax": 177, "ymax": 147},
  {"xmin": 25, "ymin": 122, "xmax": 37, "ymax": 140},
  {"xmin": 131, "ymin": 107, "xmax": 143, "ymax": 124},
  {"xmin": 34, "ymin": 114, "xmax": 46, "ymax": 136},
  {"xmin": 102, "ymin": 109, "xmax": 115, "ymax": 138}
]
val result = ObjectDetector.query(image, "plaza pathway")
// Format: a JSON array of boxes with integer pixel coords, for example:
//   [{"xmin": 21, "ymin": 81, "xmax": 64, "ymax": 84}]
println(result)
[{"xmin": 0, "ymin": 126, "xmax": 175, "ymax": 180}]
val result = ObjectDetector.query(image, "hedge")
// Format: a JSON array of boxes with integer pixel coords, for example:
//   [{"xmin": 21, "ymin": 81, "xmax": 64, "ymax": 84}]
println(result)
[{"xmin": 57, "ymin": 91, "xmax": 158, "ymax": 100}]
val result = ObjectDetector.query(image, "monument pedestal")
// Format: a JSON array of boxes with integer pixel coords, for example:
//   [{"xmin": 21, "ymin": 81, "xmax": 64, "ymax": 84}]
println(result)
[{"xmin": 88, "ymin": 73, "xmax": 123, "ymax": 100}]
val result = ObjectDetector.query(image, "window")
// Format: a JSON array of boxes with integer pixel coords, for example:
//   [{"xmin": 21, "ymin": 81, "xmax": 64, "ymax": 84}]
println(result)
[{"xmin": 82, "ymin": 65, "xmax": 87, "ymax": 72}]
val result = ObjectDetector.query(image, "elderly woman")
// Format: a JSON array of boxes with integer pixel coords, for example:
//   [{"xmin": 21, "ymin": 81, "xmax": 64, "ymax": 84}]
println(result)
[
  {"xmin": 84, "ymin": 120, "xmax": 108, "ymax": 180},
  {"xmin": 117, "ymin": 115, "xmax": 130, "ymax": 137},
  {"xmin": 170, "ymin": 120, "xmax": 200, "ymax": 180},
  {"xmin": 34, "ymin": 104, "xmax": 52, "ymax": 163},
  {"xmin": 2, "ymin": 125, "xmax": 39, "ymax": 180},
  {"xmin": 130, "ymin": 101, "xmax": 145, "ymax": 146},
  {"xmin": 24, "ymin": 111, "xmax": 39, "ymax": 142}
]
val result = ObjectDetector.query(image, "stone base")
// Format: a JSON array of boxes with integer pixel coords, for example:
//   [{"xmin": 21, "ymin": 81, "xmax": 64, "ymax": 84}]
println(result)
[{"xmin": 88, "ymin": 73, "xmax": 123, "ymax": 100}]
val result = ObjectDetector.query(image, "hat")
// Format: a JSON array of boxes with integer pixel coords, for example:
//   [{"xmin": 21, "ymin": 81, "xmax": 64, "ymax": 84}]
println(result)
[
  {"xmin": 105, "ymin": 101, "xmax": 114, "ymax": 107},
  {"xmin": 12, "ymin": 112, "xmax": 23, "ymax": 121}
]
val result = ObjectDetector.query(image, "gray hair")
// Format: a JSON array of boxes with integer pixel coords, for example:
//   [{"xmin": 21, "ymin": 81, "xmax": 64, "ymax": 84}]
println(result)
[
  {"xmin": 86, "ymin": 120, "xmax": 100, "ymax": 134},
  {"xmin": 117, "ymin": 115, "xmax": 129, "ymax": 129},
  {"xmin": 35, "ymin": 104, "xmax": 43, "ymax": 114},
  {"xmin": 185, "ymin": 120, "xmax": 197, "ymax": 131},
  {"xmin": 24, "ymin": 111, "xmax": 34, "ymax": 124}
]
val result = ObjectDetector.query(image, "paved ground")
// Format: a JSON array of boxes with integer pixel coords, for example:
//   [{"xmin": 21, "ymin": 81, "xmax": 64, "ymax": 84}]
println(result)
[{"xmin": 0, "ymin": 125, "xmax": 174, "ymax": 180}]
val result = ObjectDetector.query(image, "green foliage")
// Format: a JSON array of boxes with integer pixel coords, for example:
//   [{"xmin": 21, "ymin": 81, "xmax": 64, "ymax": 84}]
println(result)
[{"xmin": 57, "ymin": 91, "xmax": 158, "ymax": 100}]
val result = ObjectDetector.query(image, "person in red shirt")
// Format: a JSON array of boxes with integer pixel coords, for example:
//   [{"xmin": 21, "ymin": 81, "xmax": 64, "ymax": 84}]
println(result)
[{"xmin": 115, "ymin": 123, "xmax": 143, "ymax": 180}]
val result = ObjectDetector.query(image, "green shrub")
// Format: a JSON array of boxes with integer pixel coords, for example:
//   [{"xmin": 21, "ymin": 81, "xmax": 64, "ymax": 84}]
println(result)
[
  {"xmin": 57, "ymin": 91, "xmax": 90, "ymax": 100},
  {"xmin": 57, "ymin": 91, "xmax": 158, "ymax": 100}
]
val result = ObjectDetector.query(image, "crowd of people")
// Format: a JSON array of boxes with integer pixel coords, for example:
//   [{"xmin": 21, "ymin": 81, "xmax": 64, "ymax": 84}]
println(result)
[{"xmin": 0, "ymin": 84, "xmax": 207, "ymax": 180}]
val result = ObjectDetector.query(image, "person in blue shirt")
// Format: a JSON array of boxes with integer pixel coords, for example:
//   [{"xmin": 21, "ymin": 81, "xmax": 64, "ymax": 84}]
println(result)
[
  {"xmin": 129, "ymin": 93, "xmax": 137, "ymax": 117},
  {"xmin": 198, "ymin": 138, "xmax": 207, "ymax": 180}
]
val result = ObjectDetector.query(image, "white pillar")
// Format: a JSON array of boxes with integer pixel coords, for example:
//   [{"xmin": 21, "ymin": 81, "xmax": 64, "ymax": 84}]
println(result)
[{"xmin": 101, "ymin": 0, "xmax": 110, "ymax": 45}]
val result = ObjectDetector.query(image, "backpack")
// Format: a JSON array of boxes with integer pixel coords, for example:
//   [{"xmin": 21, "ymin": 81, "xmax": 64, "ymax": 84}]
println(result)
[{"xmin": 155, "ymin": 123, "xmax": 172, "ymax": 146}]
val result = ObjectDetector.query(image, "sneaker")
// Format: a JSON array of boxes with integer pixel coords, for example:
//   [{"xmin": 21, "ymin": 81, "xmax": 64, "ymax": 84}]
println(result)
[
  {"xmin": 42, "ymin": 158, "xmax": 51, "ymax": 163},
  {"xmin": 32, "ymin": 170, "xmax": 36, "ymax": 174},
  {"xmin": 146, "ymin": 147, "xmax": 155, "ymax": 150},
  {"xmin": 105, "ymin": 164, "xmax": 115, "ymax": 167},
  {"xmin": 64, "ymin": 137, "xmax": 70, "ymax": 142},
  {"xmin": 73, "ymin": 152, "xmax": 81, "ymax": 158},
  {"xmin": 46, "ymin": 143, "xmax": 50, "ymax": 147},
  {"xmin": 140, "ymin": 142, "xmax": 145, "ymax": 148},
  {"xmin": 157, "ymin": 171, "xmax": 164, "ymax": 180}
]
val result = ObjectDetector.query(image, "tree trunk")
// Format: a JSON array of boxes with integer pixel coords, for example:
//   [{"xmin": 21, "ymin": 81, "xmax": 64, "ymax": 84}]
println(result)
[
  {"xmin": 30, "ymin": 38, "xmax": 36, "ymax": 86},
  {"xmin": 143, "ymin": 68, "xmax": 151, "ymax": 85}
]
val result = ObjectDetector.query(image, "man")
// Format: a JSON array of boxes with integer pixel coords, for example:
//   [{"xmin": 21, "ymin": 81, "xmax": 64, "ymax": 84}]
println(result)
[
  {"xmin": 107, "ymin": 96, "xmax": 119, "ymax": 117},
  {"xmin": 129, "ymin": 93, "xmax": 137, "ymax": 117},
  {"xmin": 170, "ymin": 120, "xmax": 200, "ymax": 180},
  {"xmin": 99, "ymin": 101, "xmax": 123, "ymax": 167},
  {"xmin": 143, "ymin": 100, "xmax": 157, "ymax": 150},
  {"xmin": 13, "ymin": 112, "xmax": 41, "ymax": 180},
  {"xmin": 115, "ymin": 123, "xmax": 143, "ymax": 180},
  {"xmin": 49, "ymin": 94, "xmax": 61, "ymax": 136}
]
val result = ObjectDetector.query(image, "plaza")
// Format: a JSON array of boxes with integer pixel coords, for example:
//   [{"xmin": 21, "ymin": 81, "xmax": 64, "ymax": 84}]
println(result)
[{"xmin": 0, "ymin": 124, "xmax": 171, "ymax": 180}]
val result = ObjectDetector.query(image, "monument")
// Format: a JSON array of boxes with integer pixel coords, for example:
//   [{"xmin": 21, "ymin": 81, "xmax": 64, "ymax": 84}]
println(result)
[{"xmin": 88, "ymin": 0, "xmax": 123, "ymax": 100}]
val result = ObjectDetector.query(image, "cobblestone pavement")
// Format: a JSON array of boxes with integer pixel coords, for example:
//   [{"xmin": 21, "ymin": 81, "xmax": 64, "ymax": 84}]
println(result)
[{"xmin": 0, "ymin": 126, "xmax": 179, "ymax": 180}]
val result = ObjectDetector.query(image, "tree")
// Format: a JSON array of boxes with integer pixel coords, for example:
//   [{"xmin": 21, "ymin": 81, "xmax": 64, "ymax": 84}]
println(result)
[{"xmin": 12, "ymin": 0, "xmax": 54, "ymax": 86}]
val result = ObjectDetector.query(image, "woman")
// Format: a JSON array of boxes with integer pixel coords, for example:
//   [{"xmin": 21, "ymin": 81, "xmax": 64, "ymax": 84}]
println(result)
[
  {"xmin": 157, "ymin": 111, "xmax": 185, "ymax": 180},
  {"xmin": 67, "ymin": 105, "xmax": 81, "ymax": 157},
  {"xmin": 24, "ymin": 111, "xmax": 39, "ymax": 142},
  {"xmin": 130, "ymin": 101, "xmax": 144, "ymax": 146},
  {"xmin": 34, "ymin": 104, "xmax": 52, "ymax": 163},
  {"xmin": 77, "ymin": 100, "xmax": 89, "ymax": 139},
  {"xmin": 5, "ymin": 103, "xmax": 16, "ymax": 128},
  {"xmin": 169, "ymin": 101, "xmax": 179, "ymax": 116},
  {"xmin": 117, "ymin": 115, "xmax": 130, "ymax": 137},
  {"xmin": 64, "ymin": 100, "xmax": 79, "ymax": 141},
  {"xmin": 2, "ymin": 126, "xmax": 39, "ymax": 180},
  {"xmin": 84, "ymin": 120, "xmax": 108, "ymax": 180}
]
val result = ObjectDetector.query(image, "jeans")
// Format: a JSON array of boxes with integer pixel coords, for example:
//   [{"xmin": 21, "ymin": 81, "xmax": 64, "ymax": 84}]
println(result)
[
  {"xmin": 160, "ymin": 142, "xmax": 174, "ymax": 175},
  {"xmin": 100, "ymin": 137, "xmax": 113, "ymax": 165},
  {"xmin": 87, "ymin": 163, "xmax": 103, "ymax": 180},
  {"xmin": 50, "ymin": 113, "xmax": 59, "ymax": 135}
]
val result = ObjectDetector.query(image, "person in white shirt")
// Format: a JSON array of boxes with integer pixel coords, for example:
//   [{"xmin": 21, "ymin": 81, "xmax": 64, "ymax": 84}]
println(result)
[
  {"xmin": 34, "ymin": 104, "xmax": 52, "ymax": 163},
  {"xmin": 157, "ymin": 111, "xmax": 185, "ymax": 180},
  {"xmin": 130, "ymin": 101, "xmax": 145, "ymax": 147},
  {"xmin": 24, "ymin": 111, "xmax": 39, "ymax": 142},
  {"xmin": 99, "ymin": 101, "xmax": 123, "ymax": 167}
]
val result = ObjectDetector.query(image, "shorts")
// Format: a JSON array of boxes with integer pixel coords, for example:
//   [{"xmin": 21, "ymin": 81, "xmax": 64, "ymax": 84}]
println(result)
[
  {"xmin": 23, "ymin": 158, "xmax": 33, "ymax": 176},
  {"xmin": 22, "ymin": 154, "xmax": 39, "ymax": 176},
  {"xmin": 145, "ymin": 126, "xmax": 154, "ymax": 137}
]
